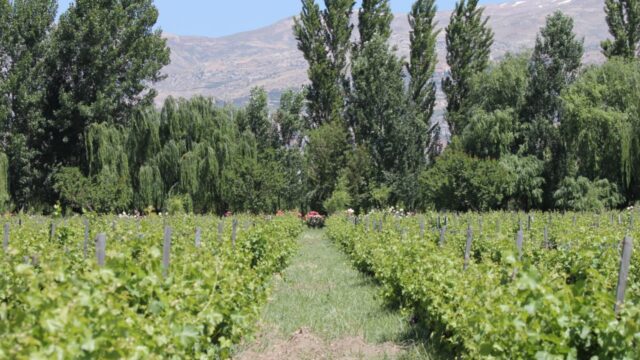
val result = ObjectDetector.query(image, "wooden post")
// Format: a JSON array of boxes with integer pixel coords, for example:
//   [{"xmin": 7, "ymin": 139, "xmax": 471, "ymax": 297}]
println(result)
[
  {"xmin": 439, "ymin": 226, "xmax": 446, "ymax": 247},
  {"xmin": 437, "ymin": 215, "xmax": 441, "ymax": 229},
  {"xmin": 3, "ymin": 223, "xmax": 9, "ymax": 253},
  {"xmin": 419, "ymin": 217, "xmax": 425, "ymax": 239},
  {"xmin": 163, "ymin": 227, "xmax": 172, "ymax": 278},
  {"xmin": 217, "ymin": 221, "xmax": 224, "ymax": 243},
  {"xmin": 527, "ymin": 215, "xmax": 532, "ymax": 231},
  {"xmin": 573, "ymin": 215, "xmax": 577, "ymax": 226},
  {"xmin": 516, "ymin": 230, "xmax": 524, "ymax": 260},
  {"xmin": 83, "ymin": 218, "xmax": 90, "ymax": 259},
  {"xmin": 615, "ymin": 236, "xmax": 633, "ymax": 315},
  {"xmin": 543, "ymin": 226, "xmax": 549, "ymax": 249},
  {"xmin": 49, "ymin": 222, "xmax": 56, "ymax": 241},
  {"xmin": 195, "ymin": 227, "xmax": 202, "ymax": 248},
  {"xmin": 231, "ymin": 219, "xmax": 238, "ymax": 248},
  {"xmin": 464, "ymin": 226, "xmax": 473, "ymax": 270},
  {"xmin": 96, "ymin": 233, "xmax": 106, "ymax": 267}
]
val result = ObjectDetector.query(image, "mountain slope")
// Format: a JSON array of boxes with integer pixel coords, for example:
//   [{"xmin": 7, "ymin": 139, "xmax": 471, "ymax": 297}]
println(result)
[{"xmin": 155, "ymin": 0, "xmax": 607, "ymax": 106}]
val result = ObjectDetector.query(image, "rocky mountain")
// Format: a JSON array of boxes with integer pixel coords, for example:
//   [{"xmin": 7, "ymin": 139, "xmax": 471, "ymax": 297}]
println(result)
[{"xmin": 155, "ymin": 0, "xmax": 608, "ymax": 106}]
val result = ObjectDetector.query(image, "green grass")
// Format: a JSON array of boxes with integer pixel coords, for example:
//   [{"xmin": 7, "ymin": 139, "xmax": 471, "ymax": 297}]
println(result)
[{"xmin": 241, "ymin": 229, "xmax": 442, "ymax": 359}]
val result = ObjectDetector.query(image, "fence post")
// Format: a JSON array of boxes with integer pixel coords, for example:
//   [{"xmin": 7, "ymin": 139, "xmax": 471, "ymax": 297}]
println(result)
[
  {"xmin": 231, "ymin": 219, "xmax": 238, "ymax": 249},
  {"xmin": 439, "ymin": 226, "xmax": 446, "ymax": 247},
  {"xmin": 163, "ymin": 227, "xmax": 172, "ymax": 278},
  {"xmin": 419, "ymin": 217, "xmax": 425, "ymax": 239},
  {"xmin": 543, "ymin": 226, "xmax": 549, "ymax": 249},
  {"xmin": 527, "ymin": 214, "xmax": 532, "ymax": 231},
  {"xmin": 49, "ymin": 222, "xmax": 56, "ymax": 241},
  {"xmin": 615, "ymin": 236, "xmax": 633, "ymax": 315},
  {"xmin": 3, "ymin": 223, "xmax": 9, "ymax": 253},
  {"xmin": 83, "ymin": 218, "xmax": 90, "ymax": 259},
  {"xmin": 195, "ymin": 227, "xmax": 202, "ymax": 248},
  {"xmin": 516, "ymin": 230, "xmax": 524, "ymax": 260},
  {"xmin": 464, "ymin": 226, "xmax": 473, "ymax": 270},
  {"xmin": 96, "ymin": 233, "xmax": 106, "ymax": 267},
  {"xmin": 217, "ymin": 221, "xmax": 224, "ymax": 243}
]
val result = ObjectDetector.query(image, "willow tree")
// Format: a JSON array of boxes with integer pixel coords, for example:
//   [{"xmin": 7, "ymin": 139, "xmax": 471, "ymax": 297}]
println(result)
[
  {"xmin": 85, "ymin": 123, "xmax": 133, "ymax": 212},
  {"xmin": 561, "ymin": 59, "xmax": 640, "ymax": 202}
]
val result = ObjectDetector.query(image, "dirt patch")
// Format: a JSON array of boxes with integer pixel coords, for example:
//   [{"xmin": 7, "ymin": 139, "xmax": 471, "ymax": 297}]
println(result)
[{"xmin": 235, "ymin": 327, "xmax": 402, "ymax": 360}]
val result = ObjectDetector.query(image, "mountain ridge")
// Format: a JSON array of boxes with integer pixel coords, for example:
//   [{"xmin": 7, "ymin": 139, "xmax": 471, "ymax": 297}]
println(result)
[{"xmin": 155, "ymin": 0, "xmax": 607, "ymax": 106}]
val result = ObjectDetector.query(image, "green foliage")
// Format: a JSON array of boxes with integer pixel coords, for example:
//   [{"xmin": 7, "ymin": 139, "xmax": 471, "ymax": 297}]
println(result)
[
  {"xmin": 0, "ymin": 215, "xmax": 302, "ymax": 358},
  {"xmin": 327, "ymin": 213, "xmax": 640, "ymax": 358},
  {"xmin": 46, "ymin": 0, "xmax": 170, "ymax": 171},
  {"xmin": 53, "ymin": 167, "xmax": 94, "ymax": 212},
  {"xmin": 305, "ymin": 121, "xmax": 348, "ymax": 211},
  {"xmin": 350, "ymin": 34, "xmax": 406, "ymax": 179},
  {"xmin": 1, "ymin": 0, "xmax": 57, "ymax": 209},
  {"xmin": 137, "ymin": 165, "xmax": 164, "ymax": 211},
  {"xmin": 273, "ymin": 89, "xmax": 305, "ymax": 147},
  {"xmin": 523, "ymin": 11, "xmax": 583, "ymax": 125},
  {"xmin": 419, "ymin": 146, "xmax": 512, "ymax": 211},
  {"xmin": 500, "ymin": 154, "xmax": 545, "ymax": 210},
  {"xmin": 462, "ymin": 109, "xmax": 517, "ymax": 159},
  {"xmin": 561, "ymin": 59, "xmax": 640, "ymax": 200},
  {"xmin": 554, "ymin": 177, "xmax": 624, "ymax": 211},
  {"xmin": 323, "ymin": 175, "xmax": 352, "ymax": 214},
  {"xmin": 602, "ymin": 0, "xmax": 640, "ymax": 59},
  {"xmin": 468, "ymin": 52, "xmax": 530, "ymax": 114},
  {"xmin": 293, "ymin": 0, "xmax": 351, "ymax": 127},
  {"xmin": 407, "ymin": 0, "xmax": 439, "ymax": 123},
  {"xmin": 166, "ymin": 195, "xmax": 189, "ymax": 215},
  {"xmin": 358, "ymin": 0, "xmax": 393, "ymax": 45},
  {"xmin": 0, "ymin": 151, "xmax": 10, "ymax": 212},
  {"xmin": 85, "ymin": 123, "xmax": 133, "ymax": 211},
  {"xmin": 341, "ymin": 145, "xmax": 375, "ymax": 213},
  {"xmin": 245, "ymin": 87, "xmax": 273, "ymax": 149},
  {"xmin": 443, "ymin": 0, "xmax": 494, "ymax": 135}
]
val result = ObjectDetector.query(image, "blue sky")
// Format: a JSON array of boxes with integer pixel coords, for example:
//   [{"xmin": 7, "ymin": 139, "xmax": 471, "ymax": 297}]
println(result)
[{"xmin": 57, "ymin": 0, "xmax": 504, "ymax": 37}]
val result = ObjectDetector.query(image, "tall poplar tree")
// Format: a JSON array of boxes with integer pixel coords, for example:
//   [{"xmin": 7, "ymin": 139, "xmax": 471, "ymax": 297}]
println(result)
[
  {"xmin": 407, "ymin": 0, "xmax": 440, "ymax": 162},
  {"xmin": 408, "ymin": 0, "xmax": 439, "ymax": 122},
  {"xmin": 324, "ymin": 0, "xmax": 355, "ymax": 97},
  {"xmin": 442, "ymin": 0, "xmax": 494, "ymax": 136},
  {"xmin": 294, "ymin": 0, "xmax": 354, "ymax": 128},
  {"xmin": 602, "ymin": 0, "xmax": 640, "ymax": 59},
  {"xmin": 358, "ymin": 0, "xmax": 393, "ymax": 46},
  {"xmin": 351, "ymin": 0, "xmax": 412, "ymax": 199},
  {"xmin": 1, "ymin": 0, "xmax": 57, "ymax": 209}
]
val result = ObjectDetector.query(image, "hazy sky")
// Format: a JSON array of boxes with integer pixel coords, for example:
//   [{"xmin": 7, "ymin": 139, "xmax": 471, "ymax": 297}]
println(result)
[{"xmin": 57, "ymin": 0, "xmax": 505, "ymax": 37}]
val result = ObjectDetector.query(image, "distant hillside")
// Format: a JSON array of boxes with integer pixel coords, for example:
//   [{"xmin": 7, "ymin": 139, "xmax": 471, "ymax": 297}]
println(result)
[{"xmin": 155, "ymin": 0, "xmax": 607, "ymax": 106}]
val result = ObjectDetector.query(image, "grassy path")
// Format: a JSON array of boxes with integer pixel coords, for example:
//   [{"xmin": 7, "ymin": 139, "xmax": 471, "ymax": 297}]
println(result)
[{"xmin": 235, "ymin": 229, "xmax": 434, "ymax": 360}]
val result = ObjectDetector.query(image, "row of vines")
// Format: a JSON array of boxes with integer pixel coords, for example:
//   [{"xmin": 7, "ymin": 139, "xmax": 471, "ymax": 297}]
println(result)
[
  {"xmin": 327, "ymin": 212, "xmax": 640, "ymax": 358},
  {"xmin": 0, "ymin": 214, "xmax": 302, "ymax": 359}
]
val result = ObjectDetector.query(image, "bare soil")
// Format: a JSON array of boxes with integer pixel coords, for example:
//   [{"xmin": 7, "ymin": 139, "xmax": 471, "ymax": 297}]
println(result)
[{"xmin": 235, "ymin": 326, "xmax": 403, "ymax": 360}]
